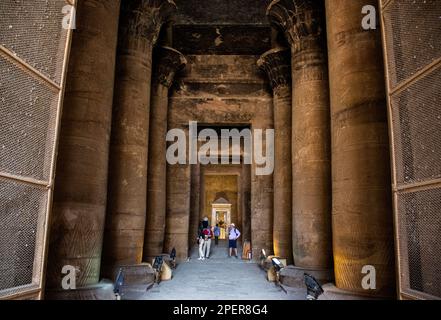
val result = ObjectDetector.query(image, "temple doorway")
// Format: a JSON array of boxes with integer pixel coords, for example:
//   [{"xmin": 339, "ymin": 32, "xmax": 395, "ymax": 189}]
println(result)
[{"xmin": 211, "ymin": 197, "xmax": 232, "ymax": 239}]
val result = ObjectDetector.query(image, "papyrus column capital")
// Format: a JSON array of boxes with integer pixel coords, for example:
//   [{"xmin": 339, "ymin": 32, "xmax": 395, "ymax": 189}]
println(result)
[
  {"xmin": 120, "ymin": 0, "xmax": 177, "ymax": 45},
  {"xmin": 257, "ymin": 47, "xmax": 291, "ymax": 91},
  {"xmin": 267, "ymin": 0, "xmax": 324, "ymax": 53},
  {"xmin": 153, "ymin": 46, "xmax": 187, "ymax": 88}
]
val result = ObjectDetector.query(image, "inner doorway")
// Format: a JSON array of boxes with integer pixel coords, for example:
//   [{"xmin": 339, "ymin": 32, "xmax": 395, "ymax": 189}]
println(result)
[{"xmin": 211, "ymin": 197, "xmax": 232, "ymax": 240}]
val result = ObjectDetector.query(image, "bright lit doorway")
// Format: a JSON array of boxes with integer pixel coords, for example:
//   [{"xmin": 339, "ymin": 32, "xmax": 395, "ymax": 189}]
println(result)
[{"xmin": 211, "ymin": 197, "xmax": 231, "ymax": 240}]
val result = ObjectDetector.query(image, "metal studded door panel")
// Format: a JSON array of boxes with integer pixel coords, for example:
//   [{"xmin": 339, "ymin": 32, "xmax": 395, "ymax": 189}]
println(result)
[
  {"xmin": 0, "ymin": 0, "xmax": 75, "ymax": 299},
  {"xmin": 380, "ymin": 0, "xmax": 441, "ymax": 300}
]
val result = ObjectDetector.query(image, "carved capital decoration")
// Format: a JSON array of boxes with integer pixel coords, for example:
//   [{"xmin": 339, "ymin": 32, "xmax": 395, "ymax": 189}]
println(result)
[
  {"xmin": 153, "ymin": 46, "xmax": 187, "ymax": 88},
  {"xmin": 120, "ymin": 0, "xmax": 177, "ymax": 45},
  {"xmin": 257, "ymin": 47, "xmax": 291, "ymax": 91},
  {"xmin": 267, "ymin": 0, "xmax": 324, "ymax": 53}
]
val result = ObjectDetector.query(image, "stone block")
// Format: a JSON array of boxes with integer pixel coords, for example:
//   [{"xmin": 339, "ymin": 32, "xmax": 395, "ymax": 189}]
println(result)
[{"xmin": 279, "ymin": 265, "xmax": 333, "ymax": 289}]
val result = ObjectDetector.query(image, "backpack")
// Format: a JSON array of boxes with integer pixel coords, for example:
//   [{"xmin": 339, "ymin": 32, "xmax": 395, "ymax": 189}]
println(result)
[{"xmin": 203, "ymin": 228, "xmax": 211, "ymax": 237}]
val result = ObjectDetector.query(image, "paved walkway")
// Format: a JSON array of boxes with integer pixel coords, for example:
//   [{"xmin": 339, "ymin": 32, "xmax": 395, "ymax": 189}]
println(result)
[{"xmin": 139, "ymin": 240, "xmax": 305, "ymax": 300}]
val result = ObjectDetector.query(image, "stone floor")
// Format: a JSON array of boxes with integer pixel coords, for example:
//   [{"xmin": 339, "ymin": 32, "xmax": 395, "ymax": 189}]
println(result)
[{"xmin": 133, "ymin": 240, "xmax": 306, "ymax": 300}]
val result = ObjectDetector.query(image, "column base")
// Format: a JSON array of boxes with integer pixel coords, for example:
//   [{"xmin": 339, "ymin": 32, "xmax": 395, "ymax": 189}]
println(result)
[
  {"xmin": 318, "ymin": 283, "xmax": 393, "ymax": 300},
  {"xmin": 45, "ymin": 280, "xmax": 116, "ymax": 300},
  {"xmin": 115, "ymin": 263, "xmax": 156, "ymax": 292},
  {"xmin": 279, "ymin": 265, "xmax": 334, "ymax": 288}
]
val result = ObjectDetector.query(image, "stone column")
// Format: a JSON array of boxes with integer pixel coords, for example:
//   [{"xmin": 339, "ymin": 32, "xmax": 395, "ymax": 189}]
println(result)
[
  {"xmin": 257, "ymin": 47, "xmax": 293, "ymax": 264},
  {"xmin": 250, "ymin": 120, "xmax": 274, "ymax": 260},
  {"xmin": 46, "ymin": 0, "xmax": 121, "ymax": 296},
  {"xmin": 199, "ymin": 166, "xmax": 206, "ymax": 222},
  {"xmin": 102, "ymin": 0, "xmax": 176, "ymax": 279},
  {"xmin": 241, "ymin": 164, "xmax": 252, "ymax": 244},
  {"xmin": 325, "ymin": 0, "xmax": 395, "ymax": 296},
  {"xmin": 143, "ymin": 46, "xmax": 186, "ymax": 261},
  {"xmin": 188, "ymin": 164, "xmax": 201, "ymax": 252},
  {"xmin": 268, "ymin": 0, "xmax": 333, "ymax": 275},
  {"xmin": 164, "ymin": 127, "xmax": 191, "ymax": 261}
]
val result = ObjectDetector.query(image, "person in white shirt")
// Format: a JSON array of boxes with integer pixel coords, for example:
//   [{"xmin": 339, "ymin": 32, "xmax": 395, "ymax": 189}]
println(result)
[
  {"xmin": 228, "ymin": 223, "xmax": 241, "ymax": 258},
  {"xmin": 197, "ymin": 221, "xmax": 205, "ymax": 260}
]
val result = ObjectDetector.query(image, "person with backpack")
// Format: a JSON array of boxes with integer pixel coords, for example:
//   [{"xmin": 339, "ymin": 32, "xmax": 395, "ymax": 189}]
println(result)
[
  {"xmin": 213, "ymin": 224, "xmax": 221, "ymax": 245},
  {"xmin": 228, "ymin": 223, "xmax": 241, "ymax": 258}
]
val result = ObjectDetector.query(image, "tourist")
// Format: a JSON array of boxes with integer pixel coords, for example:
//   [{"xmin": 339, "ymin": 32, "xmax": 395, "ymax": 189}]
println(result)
[
  {"xmin": 202, "ymin": 226, "xmax": 212, "ymax": 259},
  {"xmin": 202, "ymin": 216, "xmax": 209, "ymax": 228},
  {"xmin": 213, "ymin": 224, "xmax": 221, "ymax": 245},
  {"xmin": 228, "ymin": 223, "xmax": 241, "ymax": 258},
  {"xmin": 198, "ymin": 221, "xmax": 205, "ymax": 260}
]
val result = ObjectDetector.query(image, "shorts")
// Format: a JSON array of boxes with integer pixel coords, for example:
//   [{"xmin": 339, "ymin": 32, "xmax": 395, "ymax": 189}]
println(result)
[{"xmin": 229, "ymin": 239, "xmax": 237, "ymax": 248}]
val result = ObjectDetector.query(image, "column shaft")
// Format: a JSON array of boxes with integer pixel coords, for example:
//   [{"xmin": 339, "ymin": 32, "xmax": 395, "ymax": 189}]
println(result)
[
  {"xmin": 144, "ymin": 46, "xmax": 186, "ymax": 260},
  {"xmin": 258, "ymin": 48, "xmax": 293, "ymax": 264},
  {"xmin": 268, "ymin": 0, "xmax": 333, "ymax": 270},
  {"xmin": 102, "ymin": 0, "xmax": 176, "ymax": 278},
  {"xmin": 143, "ymin": 84, "xmax": 168, "ymax": 260},
  {"xmin": 241, "ymin": 164, "xmax": 252, "ymax": 243},
  {"xmin": 164, "ymin": 139, "xmax": 191, "ymax": 260},
  {"xmin": 188, "ymin": 164, "xmax": 201, "ymax": 251},
  {"xmin": 46, "ymin": 0, "xmax": 121, "ymax": 291},
  {"xmin": 250, "ymin": 120, "xmax": 274, "ymax": 259},
  {"xmin": 325, "ymin": 0, "xmax": 395, "ymax": 296},
  {"xmin": 273, "ymin": 86, "xmax": 293, "ymax": 264},
  {"xmin": 292, "ymin": 43, "xmax": 332, "ymax": 269}
]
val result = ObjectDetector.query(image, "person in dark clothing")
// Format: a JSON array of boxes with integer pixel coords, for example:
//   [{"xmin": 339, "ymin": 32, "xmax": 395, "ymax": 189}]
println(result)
[
  {"xmin": 202, "ymin": 217, "xmax": 209, "ymax": 229},
  {"xmin": 198, "ymin": 221, "xmax": 204, "ymax": 238},
  {"xmin": 213, "ymin": 224, "xmax": 221, "ymax": 245}
]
